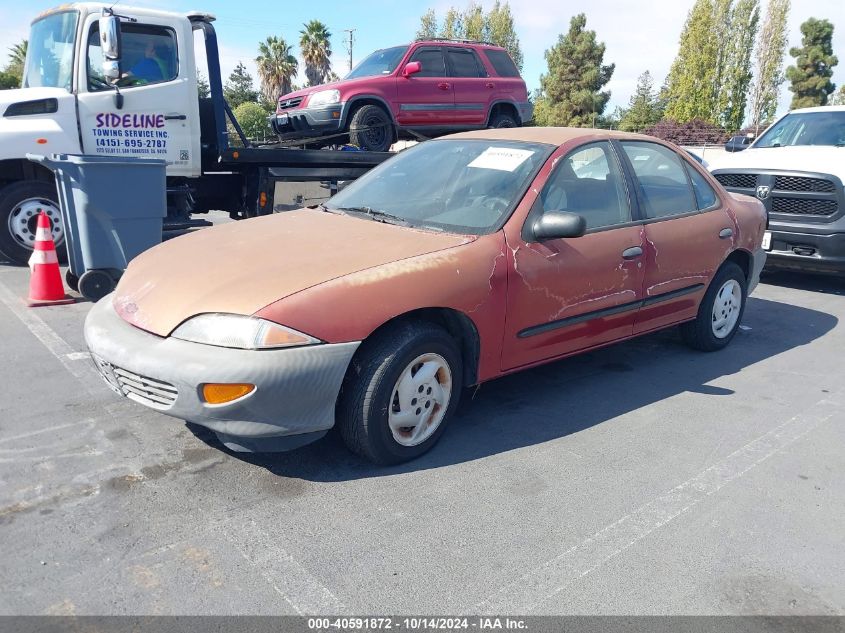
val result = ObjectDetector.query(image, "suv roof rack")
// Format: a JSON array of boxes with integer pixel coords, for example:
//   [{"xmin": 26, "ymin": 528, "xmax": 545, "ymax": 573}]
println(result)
[{"xmin": 415, "ymin": 37, "xmax": 496, "ymax": 46}]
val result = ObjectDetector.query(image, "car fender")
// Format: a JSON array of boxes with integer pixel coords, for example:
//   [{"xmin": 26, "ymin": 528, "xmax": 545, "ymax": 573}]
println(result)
[{"xmin": 341, "ymin": 92, "xmax": 399, "ymax": 127}]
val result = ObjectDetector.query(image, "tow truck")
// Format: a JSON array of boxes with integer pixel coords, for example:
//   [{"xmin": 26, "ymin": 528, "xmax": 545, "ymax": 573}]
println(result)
[{"xmin": 0, "ymin": 3, "xmax": 391, "ymax": 265}]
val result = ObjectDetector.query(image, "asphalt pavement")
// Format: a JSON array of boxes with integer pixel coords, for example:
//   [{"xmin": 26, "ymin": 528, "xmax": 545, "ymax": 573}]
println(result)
[{"xmin": 0, "ymin": 228, "xmax": 843, "ymax": 615}]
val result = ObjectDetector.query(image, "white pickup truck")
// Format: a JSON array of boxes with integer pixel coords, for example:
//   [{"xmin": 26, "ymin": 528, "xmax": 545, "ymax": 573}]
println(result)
[
  {"xmin": 0, "ymin": 3, "xmax": 389, "ymax": 266},
  {"xmin": 709, "ymin": 106, "xmax": 845, "ymax": 275}
]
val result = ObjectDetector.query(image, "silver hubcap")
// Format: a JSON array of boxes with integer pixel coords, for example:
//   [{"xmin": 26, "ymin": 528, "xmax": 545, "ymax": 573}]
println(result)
[
  {"xmin": 388, "ymin": 353, "xmax": 453, "ymax": 447},
  {"xmin": 8, "ymin": 197, "xmax": 63, "ymax": 250},
  {"xmin": 711, "ymin": 279, "xmax": 742, "ymax": 339}
]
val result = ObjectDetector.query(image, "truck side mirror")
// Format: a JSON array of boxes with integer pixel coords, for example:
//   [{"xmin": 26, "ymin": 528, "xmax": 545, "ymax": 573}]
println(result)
[
  {"xmin": 99, "ymin": 14, "xmax": 122, "ymax": 81},
  {"xmin": 402, "ymin": 61, "xmax": 421, "ymax": 77}
]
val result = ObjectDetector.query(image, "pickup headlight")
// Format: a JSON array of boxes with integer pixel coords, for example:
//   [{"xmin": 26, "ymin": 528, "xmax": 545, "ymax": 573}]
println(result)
[
  {"xmin": 171, "ymin": 314, "xmax": 321, "ymax": 350},
  {"xmin": 307, "ymin": 89, "xmax": 341, "ymax": 107}
]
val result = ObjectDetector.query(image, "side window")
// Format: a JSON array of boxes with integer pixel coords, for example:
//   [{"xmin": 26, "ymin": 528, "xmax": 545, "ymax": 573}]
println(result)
[
  {"xmin": 685, "ymin": 163, "xmax": 719, "ymax": 210},
  {"xmin": 446, "ymin": 48, "xmax": 485, "ymax": 78},
  {"xmin": 409, "ymin": 47, "xmax": 446, "ymax": 77},
  {"xmin": 621, "ymin": 142, "xmax": 696, "ymax": 219},
  {"xmin": 88, "ymin": 23, "xmax": 178, "ymax": 91},
  {"xmin": 484, "ymin": 50, "xmax": 520, "ymax": 77},
  {"xmin": 539, "ymin": 142, "xmax": 631, "ymax": 230}
]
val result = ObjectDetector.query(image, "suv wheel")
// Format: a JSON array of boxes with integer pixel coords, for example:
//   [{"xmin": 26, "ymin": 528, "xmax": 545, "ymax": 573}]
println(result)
[
  {"xmin": 348, "ymin": 104, "xmax": 394, "ymax": 152},
  {"xmin": 489, "ymin": 111, "xmax": 518, "ymax": 128}
]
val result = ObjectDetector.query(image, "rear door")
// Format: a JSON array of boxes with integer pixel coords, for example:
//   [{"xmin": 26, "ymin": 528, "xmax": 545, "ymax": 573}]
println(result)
[
  {"xmin": 444, "ymin": 47, "xmax": 490, "ymax": 126},
  {"xmin": 617, "ymin": 141, "xmax": 735, "ymax": 334},
  {"xmin": 501, "ymin": 141, "xmax": 645, "ymax": 370},
  {"xmin": 395, "ymin": 46, "xmax": 455, "ymax": 127}
]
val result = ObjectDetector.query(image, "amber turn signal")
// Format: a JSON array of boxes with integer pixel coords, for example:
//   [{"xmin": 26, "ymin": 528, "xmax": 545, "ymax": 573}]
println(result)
[{"xmin": 201, "ymin": 383, "xmax": 255, "ymax": 404}]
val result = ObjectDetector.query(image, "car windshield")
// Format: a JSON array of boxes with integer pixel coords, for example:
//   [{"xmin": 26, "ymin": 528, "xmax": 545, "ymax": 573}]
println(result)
[
  {"xmin": 754, "ymin": 111, "xmax": 845, "ymax": 148},
  {"xmin": 325, "ymin": 139, "xmax": 553, "ymax": 235},
  {"xmin": 345, "ymin": 46, "xmax": 409, "ymax": 79},
  {"xmin": 24, "ymin": 11, "xmax": 79, "ymax": 91}
]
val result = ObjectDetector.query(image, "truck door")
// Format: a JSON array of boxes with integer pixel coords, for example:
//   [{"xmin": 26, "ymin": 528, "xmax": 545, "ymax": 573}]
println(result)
[{"xmin": 76, "ymin": 14, "xmax": 200, "ymax": 177}]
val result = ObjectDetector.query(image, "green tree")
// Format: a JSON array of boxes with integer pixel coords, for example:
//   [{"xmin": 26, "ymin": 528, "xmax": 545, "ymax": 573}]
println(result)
[
  {"xmin": 786, "ymin": 18, "xmax": 838, "ymax": 108},
  {"xmin": 442, "ymin": 8, "xmax": 463, "ymax": 39},
  {"xmin": 416, "ymin": 9, "xmax": 438, "ymax": 39},
  {"xmin": 256, "ymin": 36, "xmax": 298, "ymax": 103},
  {"xmin": 0, "ymin": 70, "xmax": 19, "ymax": 89},
  {"xmin": 300, "ymin": 20, "xmax": 332, "ymax": 87},
  {"xmin": 224, "ymin": 62, "xmax": 259, "ymax": 108},
  {"xmin": 486, "ymin": 1, "xmax": 523, "ymax": 71},
  {"xmin": 748, "ymin": 0, "xmax": 790, "ymax": 132},
  {"xmin": 6, "ymin": 40, "xmax": 27, "ymax": 77},
  {"xmin": 462, "ymin": 2, "xmax": 485, "ymax": 41},
  {"xmin": 234, "ymin": 102, "xmax": 271, "ymax": 141},
  {"xmin": 720, "ymin": 0, "xmax": 760, "ymax": 130},
  {"xmin": 196, "ymin": 71, "xmax": 210, "ymax": 98},
  {"xmin": 619, "ymin": 71, "xmax": 663, "ymax": 131},
  {"xmin": 534, "ymin": 14, "xmax": 615, "ymax": 127},
  {"xmin": 664, "ymin": 0, "xmax": 721, "ymax": 123},
  {"xmin": 830, "ymin": 85, "xmax": 845, "ymax": 106}
]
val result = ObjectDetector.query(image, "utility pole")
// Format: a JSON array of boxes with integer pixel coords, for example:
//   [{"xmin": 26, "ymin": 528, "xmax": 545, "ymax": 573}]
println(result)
[{"xmin": 342, "ymin": 29, "xmax": 356, "ymax": 73}]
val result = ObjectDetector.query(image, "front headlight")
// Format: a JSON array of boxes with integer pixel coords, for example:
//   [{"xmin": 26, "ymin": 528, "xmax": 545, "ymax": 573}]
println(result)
[
  {"xmin": 171, "ymin": 314, "xmax": 321, "ymax": 350},
  {"xmin": 307, "ymin": 89, "xmax": 340, "ymax": 107}
]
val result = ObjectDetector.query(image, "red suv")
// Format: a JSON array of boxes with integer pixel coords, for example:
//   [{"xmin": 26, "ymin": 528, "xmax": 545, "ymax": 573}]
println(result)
[{"xmin": 270, "ymin": 39, "xmax": 532, "ymax": 152}]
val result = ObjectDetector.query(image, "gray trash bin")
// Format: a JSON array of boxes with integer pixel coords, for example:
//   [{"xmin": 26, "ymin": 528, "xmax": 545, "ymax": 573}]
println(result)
[{"xmin": 27, "ymin": 153, "xmax": 166, "ymax": 301}]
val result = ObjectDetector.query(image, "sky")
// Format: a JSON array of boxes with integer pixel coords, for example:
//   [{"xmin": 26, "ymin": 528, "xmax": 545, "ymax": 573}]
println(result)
[{"xmin": 1, "ymin": 0, "xmax": 843, "ymax": 119}]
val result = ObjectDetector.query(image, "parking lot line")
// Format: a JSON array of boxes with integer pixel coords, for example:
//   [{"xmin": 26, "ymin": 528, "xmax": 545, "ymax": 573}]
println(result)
[{"xmin": 476, "ymin": 391, "xmax": 841, "ymax": 613}]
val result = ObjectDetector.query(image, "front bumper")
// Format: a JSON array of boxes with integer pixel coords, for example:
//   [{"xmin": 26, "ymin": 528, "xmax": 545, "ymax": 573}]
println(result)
[
  {"xmin": 84, "ymin": 296, "xmax": 360, "ymax": 452},
  {"xmin": 270, "ymin": 103, "xmax": 345, "ymax": 139},
  {"xmin": 764, "ymin": 227, "xmax": 845, "ymax": 274}
]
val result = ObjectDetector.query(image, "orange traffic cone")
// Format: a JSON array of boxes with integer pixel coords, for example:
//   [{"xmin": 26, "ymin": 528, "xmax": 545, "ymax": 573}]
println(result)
[{"xmin": 27, "ymin": 211, "xmax": 74, "ymax": 307}]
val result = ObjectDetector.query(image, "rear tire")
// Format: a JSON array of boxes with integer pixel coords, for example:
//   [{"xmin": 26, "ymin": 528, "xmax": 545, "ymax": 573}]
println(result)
[
  {"xmin": 488, "ymin": 111, "xmax": 518, "ymax": 128},
  {"xmin": 0, "ymin": 180, "xmax": 67, "ymax": 266},
  {"xmin": 681, "ymin": 262, "xmax": 747, "ymax": 351},
  {"xmin": 337, "ymin": 321, "xmax": 463, "ymax": 464},
  {"xmin": 348, "ymin": 104, "xmax": 394, "ymax": 152}
]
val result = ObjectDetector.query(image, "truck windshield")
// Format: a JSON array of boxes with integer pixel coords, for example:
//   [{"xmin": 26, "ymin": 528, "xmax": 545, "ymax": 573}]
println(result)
[
  {"xmin": 754, "ymin": 111, "xmax": 845, "ymax": 148},
  {"xmin": 346, "ymin": 46, "xmax": 408, "ymax": 79},
  {"xmin": 325, "ymin": 139, "xmax": 552, "ymax": 235},
  {"xmin": 24, "ymin": 11, "xmax": 79, "ymax": 91}
]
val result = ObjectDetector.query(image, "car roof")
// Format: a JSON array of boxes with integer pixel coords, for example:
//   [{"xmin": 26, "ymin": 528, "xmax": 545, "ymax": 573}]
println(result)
[{"xmin": 444, "ymin": 127, "xmax": 660, "ymax": 146}]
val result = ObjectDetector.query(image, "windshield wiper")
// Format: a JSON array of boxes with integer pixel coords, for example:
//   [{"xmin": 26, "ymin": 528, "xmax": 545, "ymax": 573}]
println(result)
[{"xmin": 335, "ymin": 206, "xmax": 410, "ymax": 226}]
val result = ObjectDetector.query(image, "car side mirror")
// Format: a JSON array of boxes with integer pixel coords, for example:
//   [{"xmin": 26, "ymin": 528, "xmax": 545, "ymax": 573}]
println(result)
[
  {"xmin": 99, "ymin": 13, "xmax": 122, "ymax": 82},
  {"xmin": 402, "ymin": 61, "xmax": 421, "ymax": 77},
  {"xmin": 532, "ymin": 211, "xmax": 587, "ymax": 241}
]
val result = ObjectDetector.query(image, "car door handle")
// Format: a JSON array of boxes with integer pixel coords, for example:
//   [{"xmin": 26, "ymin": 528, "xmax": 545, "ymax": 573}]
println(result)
[
  {"xmin": 164, "ymin": 114, "xmax": 187, "ymax": 120},
  {"xmin": 437, "ymin": 82, "xmax": 451, "ymax": 90},
  {"xmin": 485, "ymin": 82, "xmax": 495, "ymax": 89},
  {"xmin": 622, "ymin": 246, "xmax": 643, "ymax": 260},
  {"xmin": 719, "ymin": 228, "xmax": 733, "ymax": 239}
]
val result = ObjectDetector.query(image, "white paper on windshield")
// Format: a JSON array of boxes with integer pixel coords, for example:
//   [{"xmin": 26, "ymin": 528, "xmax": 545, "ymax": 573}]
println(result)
[{"xmin": 468, "ymin": 147, "xmax": 534, "ymax": 171}]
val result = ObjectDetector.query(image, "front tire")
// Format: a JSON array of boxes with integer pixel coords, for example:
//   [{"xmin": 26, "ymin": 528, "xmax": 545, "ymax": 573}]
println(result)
[
  {"xmin": 337, "ymin": 321, "xmax": 463, "ymax": 464},
  {"xmin": 681, "ymin": 261, "xmax": 747, "ymax": 351},
  {"xmin": 348, "ymin": 104, "xmax": 394, "ymax": 152},
  {"xmin": 0, "ymin": 181, "xmax": 66, "ymax": 266}
]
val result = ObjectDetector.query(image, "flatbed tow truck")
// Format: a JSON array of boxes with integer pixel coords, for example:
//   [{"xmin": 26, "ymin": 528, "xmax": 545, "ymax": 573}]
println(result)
[{"xmin": 0, "ymin": 3, "xmax": 392, "ymax": 266}]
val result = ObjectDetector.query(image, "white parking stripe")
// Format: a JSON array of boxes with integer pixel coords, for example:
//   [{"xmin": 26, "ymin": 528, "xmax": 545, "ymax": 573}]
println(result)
[
  {"xmin": 221, "ymin": 520, "xmax": 346, "ymax": 615},
  {"xmin": 476, "ymin": 392, "xmax": 841, "ymax": 613}
]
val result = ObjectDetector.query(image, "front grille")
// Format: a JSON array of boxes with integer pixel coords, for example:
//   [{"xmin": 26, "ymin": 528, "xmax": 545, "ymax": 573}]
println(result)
[
  {"xmin": 714, "ymin": 173, "xmax": 757, "ymax": 189},
  {"xmin": 93, "ymin": 355, "xmax": 178, "ymax": 409},
  {"xmin": 771, "ymin": 197, "xmax": 838, "ymax": 216},
  {"xmin": 774, "ymin": 176, "xmax": 836, "ymax": 193},
  {"xmin": 277, "ymin": 96, "xmax": 303, "ymax": 111}
]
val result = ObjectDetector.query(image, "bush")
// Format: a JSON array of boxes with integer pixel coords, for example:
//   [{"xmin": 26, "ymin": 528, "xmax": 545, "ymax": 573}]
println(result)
[
  {"xmin": 642, "ymin": 118, "xmax": 729, "ymax": 145},
  {"xmin": 233, "ymin": 102, "xmax": 272, "ymax": 141}
]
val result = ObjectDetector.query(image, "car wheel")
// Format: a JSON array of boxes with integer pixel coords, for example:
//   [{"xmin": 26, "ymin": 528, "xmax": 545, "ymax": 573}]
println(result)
[
  {"xmin": 681, "ymin": 261, "xmax": 747, "ymax": 352},
  {"xmin": 348, "ymin": 104, "xmax": 394, "ymax": 152},
  {"xmin": 0, "ymin": 181, "xmax": 67, "ymax": 266},
  {"xmin": 488, "ymin": 112, "xmax": 518, "ymax": 128},
  {"xmin": 337, "ymin": 320, "xmax": 463, "ymax": 464}
]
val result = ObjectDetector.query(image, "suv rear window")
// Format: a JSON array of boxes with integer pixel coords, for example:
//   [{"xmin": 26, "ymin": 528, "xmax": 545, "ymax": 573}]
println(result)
[
  {"xmin": 447, "ymin": 48, "xmax": 485, "ymax": 78},
  {"xmin": 484, "ymin": 50, "xmax": 519, "ymax": 77}
]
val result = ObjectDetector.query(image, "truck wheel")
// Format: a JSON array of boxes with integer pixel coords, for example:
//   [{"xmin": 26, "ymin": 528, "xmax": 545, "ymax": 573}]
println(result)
[
  {"xmin": 489, "ymin": 112, "xmax": 518, "ymax": 128},
  {"xmin": 337, "ymin": 321, "xmax": 463, "ymax": 464},
  {"xmin": 681, "ymin": 262, "xmax": 747, "ymax": 352},
  {"xmin": 348, "ymin": 104, "xmax": 394, "ymax": 152},
  {"xmin": 0, "ymin": 181, "xmax": 66, "ymax": 266}
]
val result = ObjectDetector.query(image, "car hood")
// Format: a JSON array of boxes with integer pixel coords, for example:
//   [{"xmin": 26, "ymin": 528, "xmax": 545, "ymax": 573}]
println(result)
[
  {"xmin": 112, "ymin": 209, "xmax": 472, "ymax": 337},
  {"xmin": 278, "ymin": 77, "xmax": 388, "ymax": 104},
  {"xmin": 709, "ymin": 146, "xmax": 845, "ymax": 177}
]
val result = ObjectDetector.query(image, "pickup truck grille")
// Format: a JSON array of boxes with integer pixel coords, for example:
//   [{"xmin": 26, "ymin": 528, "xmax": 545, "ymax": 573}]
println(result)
[
  {"xmin": 277, "ymin": 97, "xmax": 303, "ymax": 111},
  {"xmin": 713, "ymin": 170, "xmax": 841, "ymax": 221}
]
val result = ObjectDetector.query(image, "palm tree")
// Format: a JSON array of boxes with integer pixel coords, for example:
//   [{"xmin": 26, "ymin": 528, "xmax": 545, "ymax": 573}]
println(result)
[
  {"xmin": 7, "ymin": 40, "xmax": 28, "ymax": 75},
  {"xmin": 255, "ymin": 36, "xmax": 298, "ymax": 102},
  {"xmin": 299, "ymin": 20, "xmax": 332, "ymax": 87}
]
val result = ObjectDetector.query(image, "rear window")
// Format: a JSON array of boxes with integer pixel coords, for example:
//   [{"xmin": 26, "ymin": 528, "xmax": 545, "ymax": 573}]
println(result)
[
  {"xmin": 447, "ymin": 48, "xmax": 485, "ymax": 78},
  {"xmin": 484, "ymin": 49, "xmax": 519, "ymax": 77}
]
